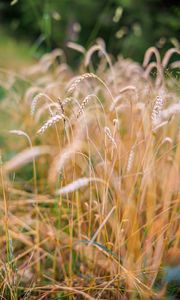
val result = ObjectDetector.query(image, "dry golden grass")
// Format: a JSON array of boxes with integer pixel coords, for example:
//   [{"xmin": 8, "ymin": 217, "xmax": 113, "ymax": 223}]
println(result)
[{"xmin": 0, "ymin": 44, "xmax": 179, "ymax": 299}]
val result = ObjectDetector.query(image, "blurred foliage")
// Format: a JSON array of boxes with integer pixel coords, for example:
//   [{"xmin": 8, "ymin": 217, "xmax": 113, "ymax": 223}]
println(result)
[
  {"xmin": 0, "ymin": 28, "xmax": 34, "ymax": 68},
  {"xmin": 0, "ymin": 0, "xmax": 179, "ymax": 64}
]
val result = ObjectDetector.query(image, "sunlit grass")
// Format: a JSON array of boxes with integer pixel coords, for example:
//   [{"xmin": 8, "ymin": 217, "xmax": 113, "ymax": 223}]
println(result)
[{"xmin": 0, "ymin": 43, "xmax": 179, "ymax": 299}]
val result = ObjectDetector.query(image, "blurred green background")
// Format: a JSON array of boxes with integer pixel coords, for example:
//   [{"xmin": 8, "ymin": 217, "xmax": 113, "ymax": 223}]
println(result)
[{"xmin": 0, "ymin": 0, "xmax": 179, "ymax": 67}]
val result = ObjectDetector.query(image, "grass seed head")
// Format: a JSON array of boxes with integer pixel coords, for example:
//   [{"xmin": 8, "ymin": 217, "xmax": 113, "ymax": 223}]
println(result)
[{"xmin": 37, "ymin": 114, "xmax": 65, "ymax": 135}]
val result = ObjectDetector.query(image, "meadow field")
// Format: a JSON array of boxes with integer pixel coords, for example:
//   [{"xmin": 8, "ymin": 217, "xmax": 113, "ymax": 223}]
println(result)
[{"xmin": 0, "ymin": 41, "xmax": 179, "ymax": 299}]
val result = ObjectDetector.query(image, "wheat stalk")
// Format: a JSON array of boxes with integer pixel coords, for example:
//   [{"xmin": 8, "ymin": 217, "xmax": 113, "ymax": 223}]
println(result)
[
  {"xmin": 127, "ymin": 145, "xmax": 135, "ymax": 172},
  {"xmin": 151, "ymin": 95, "xmax": 164, "ymax": 127},
  {"xmin": 88, "ymin": 206, "xmax": 116, "ymax": 245},
  {"xmin": 162, "ymin": 48, "xmax": 180, "ymax": 68},
  {"xmin": 104, "ymin": 126, "xmax": 117, "ymax": 148},
  {"xmin": 67, "ymin": 41, "xmax": 85, "ymax": 54},
  {"xmin": 37, "ymin": 114, "xmax": 65, "ymax": 135},
  {"xmin": 67, "ymin": 73, "xmax": 97, "ymax": 94},
  {"xmin": 56, "ymin": 177, "xmax": 105, "ymax": 195},
  {"xmin": 84, "ymin": 44, "xmax": 116, "ymax": 91},
  {"xmin": 4, "ymin": 146, "xmax": 51, "ymax": 173},
  {"xmin": 110, "ymin": 85, "xmax": 137, "ymax": 111},
  {"xmin": 62, "ymin": 97, "xmax": 74, "ymax": 105},
  {"xmin": 143, "ymin": 47, "xmax": 161, "ymax": 68},
  {"xmin": 31, "ymin": 93, "xmax": 54, "ymax": 116},
  {"xmin": 161, "ymin": 103, "xmax": 180, "ymax": 120},
  {"xmin": 66, "ymin": 72, "xmax": 114, "ymax": 102},
  {"xmin": 76, "ymin": 94, "xmax": 100, "ymax": 118}
]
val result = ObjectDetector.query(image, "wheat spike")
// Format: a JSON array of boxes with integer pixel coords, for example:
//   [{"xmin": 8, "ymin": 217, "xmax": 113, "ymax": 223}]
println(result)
[
  {"xmin": 151, "ymin": 95, "xmax": 164, "ymax": 126},
  {"xmin": 56, "ymin": 177, "xmax": 104, "ymax": 195},
  {"xmin": 67, "ymin": 73, "xmax": 97, "ymax": 94},
  {"xmin": 37, "ymin": 114, "xmax": 65, "ymax": 135},
  {"xmin": 127, "ymin": 145, "xmax": 135, "ymax": 172},
  {"xmin": 31, "ymin": 93, "xmax": 53, "ymax": 116},
  {"xmin": 104, "ymin": 126, "xmax": 117, "ymax": 148}
]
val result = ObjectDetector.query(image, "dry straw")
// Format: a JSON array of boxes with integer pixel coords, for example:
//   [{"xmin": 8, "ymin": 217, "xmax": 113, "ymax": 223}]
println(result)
[
  {"xmin": 88, "ymin": 205, "xmax": 116, "ymax": 245},
  {"xmin": 1, "ymin": 44, "xmax": 179, "ymax": 298}
]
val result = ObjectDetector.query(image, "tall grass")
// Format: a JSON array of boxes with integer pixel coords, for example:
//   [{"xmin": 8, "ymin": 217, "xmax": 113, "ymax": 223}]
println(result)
[{"xmin": 0, "ymin": 44, "xmax": 179, "ymax": 299}]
